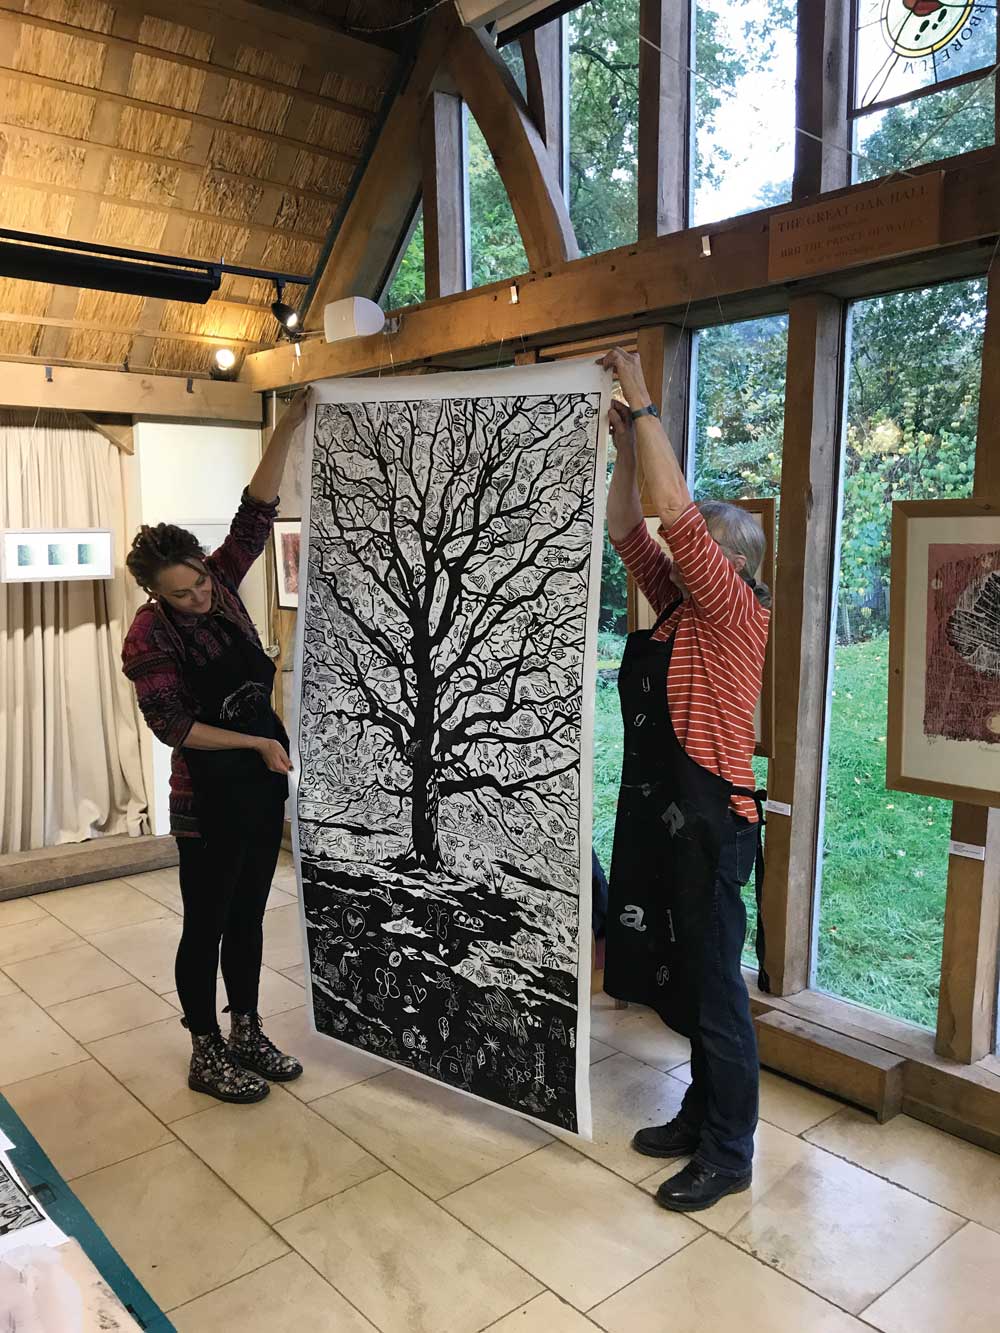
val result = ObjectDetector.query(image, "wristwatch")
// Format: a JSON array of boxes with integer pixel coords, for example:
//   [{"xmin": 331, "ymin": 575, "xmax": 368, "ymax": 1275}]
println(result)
[{"xmin": 630, "ymin": 404, "xmax": 660, "ymax": 421}]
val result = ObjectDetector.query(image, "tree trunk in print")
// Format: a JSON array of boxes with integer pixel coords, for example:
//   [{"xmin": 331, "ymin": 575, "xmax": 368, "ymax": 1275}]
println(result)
[{"xmin": 408, "ymin": 639, "xmax": 441, "ymax": 871}]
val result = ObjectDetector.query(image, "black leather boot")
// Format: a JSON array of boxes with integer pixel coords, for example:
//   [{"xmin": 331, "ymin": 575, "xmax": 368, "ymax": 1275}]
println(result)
[
  {"xmin": 654, "ymin": 1159, "xmax": 752, "ymax": 1212},
  {"xmin": 228, "ymin": 1009, "xmax": 303, "ymax": 1082},
  {"xmin": 188, "ymin": 1026, "xmax": 270, "ymax": 1104},
  {"xmin": 631, "ymin": 1119, "xmax": 700, "ymax": 1158}
]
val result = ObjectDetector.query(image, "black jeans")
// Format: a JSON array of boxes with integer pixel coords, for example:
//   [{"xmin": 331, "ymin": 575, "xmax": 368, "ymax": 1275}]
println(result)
[
  {"xmin": 174, "ymin": 810, "xmax": 283, "ymax": 1035},
  {"xmin": 675, "ymin": 815, "xmax": 760, "ymax": 1176}
]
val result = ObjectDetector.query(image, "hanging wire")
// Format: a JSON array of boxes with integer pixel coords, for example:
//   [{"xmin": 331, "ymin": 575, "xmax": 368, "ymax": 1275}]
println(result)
[{"xmin": 345, "ymin": 0, "xmax": 455, "ymax": 34}]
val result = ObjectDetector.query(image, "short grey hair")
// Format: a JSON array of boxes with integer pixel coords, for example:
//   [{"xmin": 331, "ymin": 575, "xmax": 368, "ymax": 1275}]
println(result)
[{"xmin": 696, "ymin": 500, "xmax": 770, "ymax": 606}]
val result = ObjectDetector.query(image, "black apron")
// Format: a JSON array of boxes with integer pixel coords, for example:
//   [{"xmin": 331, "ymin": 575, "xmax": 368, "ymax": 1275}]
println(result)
[
  {"xmin": 178, "ymin": 609, "xmax": 289, "ymax": 843},
  {"xmin": 603, "ymin": 602, "xmax": 769, "ymax": 1038}
]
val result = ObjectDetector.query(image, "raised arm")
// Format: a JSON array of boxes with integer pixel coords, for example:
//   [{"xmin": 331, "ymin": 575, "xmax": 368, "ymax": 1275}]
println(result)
[
  {"xmin": 249, "ymin": 387, "xmax": 310, "ymax": 503},
  {"xmin": 598, "ymin": 347, "xmax": 691, "ymax": 531}
]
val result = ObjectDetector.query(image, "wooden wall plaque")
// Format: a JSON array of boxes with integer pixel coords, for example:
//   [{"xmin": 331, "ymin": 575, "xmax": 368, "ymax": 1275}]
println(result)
[{"xmin": 768, "ymin": 172, "xmax": 943, "ymax": 283}]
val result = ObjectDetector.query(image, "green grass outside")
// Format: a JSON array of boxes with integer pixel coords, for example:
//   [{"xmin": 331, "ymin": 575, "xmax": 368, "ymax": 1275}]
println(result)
[{"xmin": 591, "ymin": 632, "xmax": 946, "ymax": 1029}]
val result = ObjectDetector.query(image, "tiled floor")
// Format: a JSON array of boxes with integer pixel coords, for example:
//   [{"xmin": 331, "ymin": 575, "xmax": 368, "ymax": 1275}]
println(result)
[{"xmin": 1, "ymin": 853, "xmax": 999, "ymax": 1331}]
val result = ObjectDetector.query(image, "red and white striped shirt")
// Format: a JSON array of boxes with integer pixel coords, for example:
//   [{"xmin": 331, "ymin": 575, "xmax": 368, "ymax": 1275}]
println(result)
[{"xmin": 613, "ymin": 505, "xmax": 769, "ymax": 822}]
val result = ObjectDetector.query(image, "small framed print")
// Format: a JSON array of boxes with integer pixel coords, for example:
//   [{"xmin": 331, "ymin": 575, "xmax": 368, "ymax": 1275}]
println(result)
[
  {"xmin": 0, "ymin": 528, "xmax": 113, "ymax": 583},
  {"xmin": 273, "ymin": 519, "xmax": 301, "ymax": 610},
  {"xmin": 887, "ymin": 498, "xmax": 1000, "ymax": 806}
]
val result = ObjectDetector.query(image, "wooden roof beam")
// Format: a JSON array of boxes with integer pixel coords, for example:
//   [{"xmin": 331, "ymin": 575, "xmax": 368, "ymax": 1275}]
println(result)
[
  {"xmin": 446, "ymin": 25, "xmax": 577, "ymax": 273},
  {"xmin": 519, "ymin": 15, "xmax": 568, "ymax": 191},
  {"xmin": 305, "ymin": 6, "xmax": 461, "ymax": 322},
  {"xmin": 0, "ymin": 359, "xmax": 261, "ymax": 420},
  {"xmin": 244, "ymin": 150, "xmax": 1000, "ymax": 391}
]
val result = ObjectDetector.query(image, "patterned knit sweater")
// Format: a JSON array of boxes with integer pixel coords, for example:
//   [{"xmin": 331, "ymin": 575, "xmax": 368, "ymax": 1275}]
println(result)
[{"xmin": 121, "ymin": 489, "xmax": 278, "ymax": 837}]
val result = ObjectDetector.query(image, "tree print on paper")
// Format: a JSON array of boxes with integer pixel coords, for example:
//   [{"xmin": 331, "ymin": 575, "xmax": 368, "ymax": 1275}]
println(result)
[
  {"xmin": 924, "ymin": 542, "xmax": 1000, "ymax": 743},
  {"xmin": 296, "ymin": 385, "xmax": 602, "ymax": 1131}
]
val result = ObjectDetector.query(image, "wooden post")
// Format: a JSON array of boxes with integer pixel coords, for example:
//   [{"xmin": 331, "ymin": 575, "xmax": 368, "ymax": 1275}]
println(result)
[
  {"xmin": 520, "ymin": 16, "xmax": 568, "ymax": 190},
  {"xmin": 421, "ymin": 91, "xmax": 470, "ymax": 299},
  {"xmin": 764, "ymin": 295, "xmax": 846, "ymax": 995},
  {"xmin": 638, "ymin": 0, "xmax": 691, "ymax": 237},
  {"xmin": 792, "ymin": 0, "xmax": 852, "ymax": 200},
  {"xmin": 935, "ymin": 266, "xmax": 1000, "ymax": 1063}
]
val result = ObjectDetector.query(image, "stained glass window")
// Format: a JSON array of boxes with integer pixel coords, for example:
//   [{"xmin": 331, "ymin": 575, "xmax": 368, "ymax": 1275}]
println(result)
[{"xmin": 853, "ymin": 1, "xmax": 997, "ymax": 113}]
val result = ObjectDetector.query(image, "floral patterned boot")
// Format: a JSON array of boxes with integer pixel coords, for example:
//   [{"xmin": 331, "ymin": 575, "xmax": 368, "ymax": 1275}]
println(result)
[
  {"xmin": 227, "ymin": 1009, "xmax": 303, "ymax": 1082},
  {"xmin": 187, "ymin": 1025, "xmax": 270, "ymax": 1104}
]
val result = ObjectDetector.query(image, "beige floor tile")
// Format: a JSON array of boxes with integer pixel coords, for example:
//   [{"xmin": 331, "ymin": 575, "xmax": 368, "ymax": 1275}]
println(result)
[
  {"xmin": 807, "ymin": 1108, "xmax": 1000, "ymax": 1234},
  {"xmin": 0, "ymin": 969, "xmax": 19, "ymax": 997},
  {"xmin": 280, "ymin": 962, "xmax": 306, "ymax": 986},
  {"xmin": 314, "ymin": 1067, "xmax": 550, "ymax": 1198},
  {"xmin": 0, "ymin": 991, "xmax": 87, "ymax": 1084},
  {"xmin": 4, "ymin": 942, "xmax": 133, "ymax": 1007},
  {"xmin": 245, "ymin": 1006, "xmax": 388, "ymax": 1102},
  {"xmin": 161, "ymin": 965, "xmax": 304, "ymax": 1020},
  {"xmin": 639, "ymin": 1119, "xmax": 811, "ymax": 1235},
  {"xmin": 590, "ymin": 1003, "xmax": 690, "ymax": 1072},
  {"xmin": 864, "ymin": 1222, "xmax": 1000, "ymax": 1333},
  {"xmin": 39, "ymin": 879, "xmax": 172, "ymax": 935},
  {"xmin": 88, "ymin": 916, "xmax": 182, "ymax": 993},
  {"xmin": 0, "ymin": 913, "xmax": 80, "ymax": 967},
  {"xmin": 261, "ymin": 902, "xmax": 304, "ymax": 972},
  {"xmin": 444, "ymin": 1141, "xmax": 701, "ymax": 1310},
  {"xmin": 553, "ymin": 1052, "xmax": 686, "ymax": 1182},
  {"xmin": 755, "ymin": 1069, "xmax": 843, "ymax": 1134},
  {"xmin": 277, "ymin": 1172, "xmax": 541, "ymax": 1333},
  {"xmin": 590, "ymin": 1039, "xmax": 615, "ymax": 1064},
  {"xmin": 266, "ymin": 886, "xmax": 297, "ymax": 911},
  {"xmin": 0, "ymin": 897, "xmax": 46, "ymax": 927},
  {"xmin": 122, "ymin": 868, "xmax": 183, "ymax": 915},
  {"xmin": 48, "ymin": 981, "xmax": 177, "ymax": 1043},
  {"xmin": 485, "ymin": 1293, "xmax": 600, "ymax": 1331},
  {"xmin": 591, "ymin": 1232, "xmax": 868, "ymax": 1333},
  {"xmin": 73, "ymin": 1141, "xmax": 287, "ymax": 1311},
  {"xmin": 2, "ymin": 1059, "xmax": 173, "ymax": 1179},
  {"xmin": 88, "ymin": 1015, "xmax": 209, "ymax": 1122},
  {"xmin": 173, "ymin": 1085, "xmax": 383, "ymax": 1222},
  {"xmin": 667, "ymin": 1061, "xmax": 843, "ymax": 1134},
  {"xmin": 169, "ymin": 1252, "xmax": 378, "ymax": 1331},
  {"xmin": 726, "ymin": 1140, "xmax": 963, "ymax": 1313}
]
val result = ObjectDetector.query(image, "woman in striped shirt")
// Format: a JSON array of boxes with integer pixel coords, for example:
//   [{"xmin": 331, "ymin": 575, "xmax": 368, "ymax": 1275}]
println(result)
[{"xmin": 599, "ymin": 346, "xmax": 771, "ymax": 1214}]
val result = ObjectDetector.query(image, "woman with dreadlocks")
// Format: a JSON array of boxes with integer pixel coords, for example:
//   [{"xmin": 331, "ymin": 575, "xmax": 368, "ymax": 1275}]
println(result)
[{"xmin": 122, "ymin": 389, "xmax": 309, "ymax": 1104}]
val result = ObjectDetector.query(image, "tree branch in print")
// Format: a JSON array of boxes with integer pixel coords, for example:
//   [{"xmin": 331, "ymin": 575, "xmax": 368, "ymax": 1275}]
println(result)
[{"xmin": 299, "ymin": 392, "xmax": 600, "ymax": 878}]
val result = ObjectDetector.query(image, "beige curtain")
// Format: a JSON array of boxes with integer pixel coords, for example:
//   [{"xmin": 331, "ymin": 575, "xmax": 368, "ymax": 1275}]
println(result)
[{"xmin": 1, "ymin": 410, "xmax": 149, "ymax": 852}]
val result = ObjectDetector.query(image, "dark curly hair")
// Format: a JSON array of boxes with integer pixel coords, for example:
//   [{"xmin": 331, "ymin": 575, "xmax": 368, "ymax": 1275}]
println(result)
[{"xmin": 126, "ymin": 523, "xmax": 206, "ymax": 594}]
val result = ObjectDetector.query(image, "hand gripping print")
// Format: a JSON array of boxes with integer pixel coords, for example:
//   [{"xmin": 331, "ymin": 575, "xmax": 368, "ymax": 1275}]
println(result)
[{"xmin": 291, "ymin": 361, "xmax": 609, "ymax": 1136}]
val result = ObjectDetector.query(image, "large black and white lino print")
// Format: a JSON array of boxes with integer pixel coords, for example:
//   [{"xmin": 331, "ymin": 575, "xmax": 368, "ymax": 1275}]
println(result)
[{"xmin": 293, "ymin": 363, "xmax": 608, "ymax": 1133}]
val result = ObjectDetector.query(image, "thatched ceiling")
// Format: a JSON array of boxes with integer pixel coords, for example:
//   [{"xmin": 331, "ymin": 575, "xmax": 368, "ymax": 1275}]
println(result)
[{"xmin": 0, "ymin": 0, "xmax": 420, "ymax": 376}]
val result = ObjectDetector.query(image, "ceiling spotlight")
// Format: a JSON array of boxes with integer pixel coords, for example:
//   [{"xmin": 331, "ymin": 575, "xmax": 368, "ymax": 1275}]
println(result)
[
  {"xmin": 210, "ymin": 346, "xmax": 239, "ymax": 380},
  {"xmin": 271, "ymin": 281, "xmax": 301, "ymax": 339}
]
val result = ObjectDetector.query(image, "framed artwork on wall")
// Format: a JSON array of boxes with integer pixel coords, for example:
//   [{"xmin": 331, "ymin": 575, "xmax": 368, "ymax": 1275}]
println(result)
[
  {"xmin": 273, "ymin": 519, "xmax": 301, "ymax": 609},
  {"xmin": 0, "ymin": 528, "xmax": 113, "ymax": 583},
  {"xmin": 887, "ymin": 499, "xmax": 1000, "ymax": 806},
  {"xmin": 632, "ymin": 498, "xmax": 776, "ymax": 757}
]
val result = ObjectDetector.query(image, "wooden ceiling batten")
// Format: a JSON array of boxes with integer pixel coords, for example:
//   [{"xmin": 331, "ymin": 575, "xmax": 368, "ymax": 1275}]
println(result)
[{"xmin": 0, "ymin": 0, "xmax": 404, "ymax": 376}]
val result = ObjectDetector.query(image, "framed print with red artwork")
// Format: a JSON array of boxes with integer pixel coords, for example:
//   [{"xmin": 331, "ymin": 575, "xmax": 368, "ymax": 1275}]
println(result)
[
  {"xmin": 273, "ymin": 518, "xmax": 301, "ymax": 609},
  {"xmin": 888, "ymin": 499, "xmax": 1000, "ymax": 806}
]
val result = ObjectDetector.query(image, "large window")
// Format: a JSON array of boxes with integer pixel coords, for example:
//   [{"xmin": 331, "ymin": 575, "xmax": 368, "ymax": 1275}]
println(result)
[
  {"xmin": 814, "ymin": 279, "xmax": 986, "ymax": 1028},
  {"xmin": 567, "ymin": 0, "xmax": 639, "ymax": 255},
  {"xmin": 383, "ymin": 211, "xmax": 425, "ymax": 311},
  {"xmin": 852, "ymin": 2, "xmax": 997, "ymax": 179},
  {"xmin": 468, "ymin": 111, "xmax": 528, "ymax": 287},
  {"xmin": 692, "ymin": 0, "xmax": 796, "ymax": 225},
  {"xmin": 692, "ymin": 315, "xmax": 789, "ymax": 957}
]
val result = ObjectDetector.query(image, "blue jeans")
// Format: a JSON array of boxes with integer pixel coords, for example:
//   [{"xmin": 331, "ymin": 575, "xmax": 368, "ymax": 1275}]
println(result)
[{"xmin": 675, "ymin": 815, "xmax": 760, "ymax": 1176}]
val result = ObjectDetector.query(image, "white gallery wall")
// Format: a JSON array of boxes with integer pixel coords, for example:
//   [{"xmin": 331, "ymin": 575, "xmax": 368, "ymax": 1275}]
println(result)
[{"xmin": 133, "ymin": 420, "xmax": 266, "ymax": 834}]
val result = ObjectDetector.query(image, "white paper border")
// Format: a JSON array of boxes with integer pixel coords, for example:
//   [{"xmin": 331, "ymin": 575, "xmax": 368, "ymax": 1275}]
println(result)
[{"xmin": 288, "ymin": 359, "xmax": 610, "ymax": 1139}]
